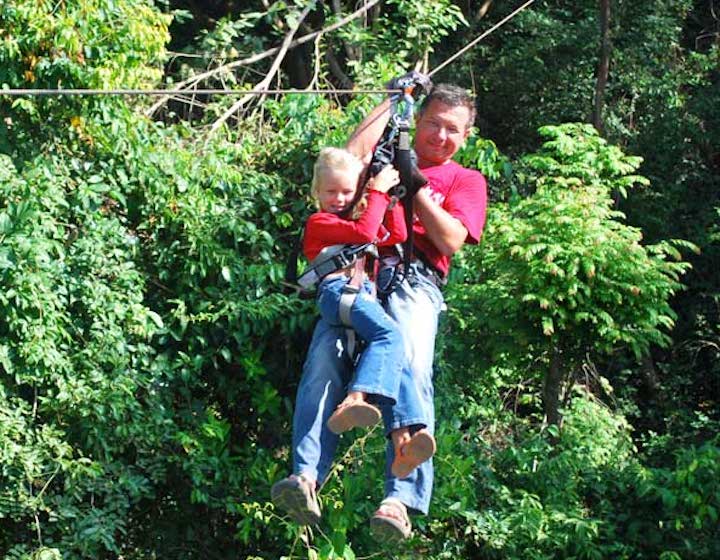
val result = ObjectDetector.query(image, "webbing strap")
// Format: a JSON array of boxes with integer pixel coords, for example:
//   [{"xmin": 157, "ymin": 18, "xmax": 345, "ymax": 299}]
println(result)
[
  {"xmin": 338, "ymin": 257, "xmax": 366, "ymax": 326},
  {"xmin": 296, "ymin": 243, "xmax": 375, "ymax": 292},
  {"xmin": 338, "ymin": 289, "xmax": 358, "ymax": 326},
  {"xmin": 373, "ymin": 90, "xmax": 428, "ymax": 296},
  {"xmin": 345, "ymin": 328, "xmax": 357, "ymax": 360},
  {"xmin": 397, "ymin": 125, "xmax": 415, "ymax": 269}
]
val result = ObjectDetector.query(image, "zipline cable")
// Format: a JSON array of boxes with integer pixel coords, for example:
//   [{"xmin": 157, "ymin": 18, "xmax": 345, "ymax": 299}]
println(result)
[
  {"xmin": 428, "ymin": 0, "xmax": 535, "ymax": 78},
  {"xmin": 0, "ymin": 88, "xmax": 397, "ymax": 97},
  {"xmin": 0, "ymin": 0, "xmax": 535, "ymax": 98}
]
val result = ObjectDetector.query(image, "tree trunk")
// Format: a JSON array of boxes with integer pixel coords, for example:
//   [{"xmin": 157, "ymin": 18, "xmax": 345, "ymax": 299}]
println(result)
[
  {"xmin": 640, "ymin": 352, "xmax": 661, "ymax": 398},
  {"xmin": 591, "ymin": 0, "xmax": 611, "ymax": 134},
  {"xmin": 325, "ymin": 47, "xmax": 354, "ymax": 89},
  {"xmin": 543, "ymin": 344, "xmax": 564, "ymax": 429}
]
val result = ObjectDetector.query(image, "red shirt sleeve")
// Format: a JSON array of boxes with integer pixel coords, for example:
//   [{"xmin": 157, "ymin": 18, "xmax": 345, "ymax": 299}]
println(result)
[
  {"xmin": 444, "ymin": 167, "xmax": 487, "ymax": 245},
  {"xmin": 303, "ymin": 190, "xmax": 391, "ymax": 261},
  {"xmin": 412, "ymin": 162, "xmax": 488, "ymax": 276}
]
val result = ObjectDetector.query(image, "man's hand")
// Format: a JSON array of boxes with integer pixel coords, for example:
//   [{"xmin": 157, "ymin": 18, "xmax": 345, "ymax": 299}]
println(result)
[{"xmin": 386, "ymin": 70, "xmax": 432, "ymax": 99}]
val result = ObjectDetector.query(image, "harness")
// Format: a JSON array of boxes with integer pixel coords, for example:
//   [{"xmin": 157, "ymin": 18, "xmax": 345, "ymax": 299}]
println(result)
[
  {"xmin": 286, "ymin": 81, "xmax": 426, "ymax": 296},
  {"xmin": 283, "ymin": 75, "xmax": 431, "ymax": 356},
  {"xmin": 296, "ymin": 243, "xmax": 377, "ymax": 292},
  {"xmin": 371, "ymin": 80, "xmax": 429, "ymax": 296},
  {"xmin": 293, "ymin": 243, "xmax": 377, "ymax": 360}
]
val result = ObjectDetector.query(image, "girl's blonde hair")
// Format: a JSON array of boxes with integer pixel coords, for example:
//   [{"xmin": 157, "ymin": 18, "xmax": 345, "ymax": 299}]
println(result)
[{"xmin": 311, "ymin": 147, "xmax": 365, "ymax": 216}]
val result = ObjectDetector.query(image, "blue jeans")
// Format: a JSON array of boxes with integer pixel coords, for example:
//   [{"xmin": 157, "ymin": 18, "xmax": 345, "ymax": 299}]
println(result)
[
  {"xmin": 292, "ymin": 264, "xmax": 443, "ymax": 515},
  {"xmin": 378, "ymin": 263, "xmax": 444, "ymax": 515},
  {"xmin": 316, "ymin": 276, "xmax": 405, "ymax": 404}
]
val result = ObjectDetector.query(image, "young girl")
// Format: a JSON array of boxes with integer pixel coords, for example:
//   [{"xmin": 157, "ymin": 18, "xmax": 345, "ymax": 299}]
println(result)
[{"xmin": 302, "ymin": 147, "xmax": 435, "ymax": 472}]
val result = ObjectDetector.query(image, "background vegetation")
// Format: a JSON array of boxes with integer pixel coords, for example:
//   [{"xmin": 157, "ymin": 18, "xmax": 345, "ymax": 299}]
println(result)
[{"xmin": 0, "ymin": 1, "xmax": 717, "ymax": 558}]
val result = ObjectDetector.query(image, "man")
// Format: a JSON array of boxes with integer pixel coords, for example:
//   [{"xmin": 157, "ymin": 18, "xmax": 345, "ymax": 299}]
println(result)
[{"xmin": 272, "ymin": 81, "xmax": 487, "ymax": 541}]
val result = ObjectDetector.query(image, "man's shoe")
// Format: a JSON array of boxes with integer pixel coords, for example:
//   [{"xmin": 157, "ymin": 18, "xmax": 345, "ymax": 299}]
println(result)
[{"xmin": 271, "ymin": 474, "xmax": 321, "ymax": 525}]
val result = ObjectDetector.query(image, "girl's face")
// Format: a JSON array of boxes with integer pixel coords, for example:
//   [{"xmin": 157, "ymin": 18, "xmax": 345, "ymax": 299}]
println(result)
[{"xmin": 316, "ymin": 169, "xmax": 358, "ymax": 214}]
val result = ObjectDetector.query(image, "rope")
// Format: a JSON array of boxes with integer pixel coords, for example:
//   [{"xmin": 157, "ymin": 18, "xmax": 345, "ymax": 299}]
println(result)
[
  {"xmin": 428, "ymin": 0, "xmax": 536, "ymax": 77},
  {"xmin": 0, "ymin": 0, "xmax": 536, "ymax": 98}
]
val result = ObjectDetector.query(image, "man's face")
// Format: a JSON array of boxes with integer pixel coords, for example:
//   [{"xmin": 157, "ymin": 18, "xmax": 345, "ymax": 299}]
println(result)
[{"xmin": 414, "ymin": 100, "xmax": 472, "ymax": 166}]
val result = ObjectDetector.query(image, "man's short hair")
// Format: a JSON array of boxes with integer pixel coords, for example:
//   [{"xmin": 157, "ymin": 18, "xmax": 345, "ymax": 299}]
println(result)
[{"xmin": 418, "ymin": 83, "xmax": 476, "ymax": 129}]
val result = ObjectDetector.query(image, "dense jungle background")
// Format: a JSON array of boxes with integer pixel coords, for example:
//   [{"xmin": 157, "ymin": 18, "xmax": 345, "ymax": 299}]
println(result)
[{"xmin": 0, "ymin": 1, "xmax": 718, "ymax": 558}]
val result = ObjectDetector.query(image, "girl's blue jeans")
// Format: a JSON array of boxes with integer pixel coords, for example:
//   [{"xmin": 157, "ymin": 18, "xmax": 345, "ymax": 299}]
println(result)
[
  {"xmin": 316, "ymin": 275, "xmax": 405, "ymax": 405},
  {"xmin": 292, "ymin": 264, "xmax": 443, "ymax": 515}
]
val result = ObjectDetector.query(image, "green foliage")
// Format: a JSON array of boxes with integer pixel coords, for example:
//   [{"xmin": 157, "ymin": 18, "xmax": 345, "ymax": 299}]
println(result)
[
  {"xmin": 333, "ymin": 0, "xmax": 467, "ymax": 88},
  {"xmin": 472, "ymin": 0, "xmax": 696, "ymax": 152},
  {"xmin": 617, "ymin": 437, "xmax": 720, "ymax": 559},
  {"xmin": 0, "ymin": 0, "xmax": 170, "ymax": 157},
  {"xmin": 0, "ymin": 149, "xmax": 169, "ymax": 557},
  {"xmin": 1, "ymin": 0, "xmax": 718, "ymax": 558},
  {"xmin": 451, "ymin": 124, "xmax": 692, "ymax": 371},
  {"xmin": 454, "ymin": 134, "xmax": 513, "ymax": 199},
  {"xmin": 463, "ymin": 393, "xmax": 636, "ymax": 560}
]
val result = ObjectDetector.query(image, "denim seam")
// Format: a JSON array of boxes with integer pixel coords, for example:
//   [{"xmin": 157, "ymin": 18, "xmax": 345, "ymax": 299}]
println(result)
[
  {"xmin": 295, "ymin": 464, "xmax": 319, "ymax": 483},
  {"xmin": 385, "ymin": 416, "xmax": 427, "ymax": 433},
  {"xmin": 385, "ymin": 489, "xmax": 429, "ymax": 516}
]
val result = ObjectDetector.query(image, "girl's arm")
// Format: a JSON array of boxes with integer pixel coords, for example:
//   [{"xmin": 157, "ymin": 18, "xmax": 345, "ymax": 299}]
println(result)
[{"xmin": 305, "ymin": 190, "xmax": 390, "ymax": 246}]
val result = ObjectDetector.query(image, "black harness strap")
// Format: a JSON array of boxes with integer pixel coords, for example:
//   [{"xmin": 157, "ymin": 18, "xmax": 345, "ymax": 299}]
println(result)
[{"xmin": 373, "ymin": 86, "xmax": 428, "ymax": 296}]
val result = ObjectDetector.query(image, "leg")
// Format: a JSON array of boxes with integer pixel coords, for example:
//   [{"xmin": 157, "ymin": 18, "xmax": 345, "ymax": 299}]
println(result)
[
  {"xmin": 321, "ymin": 278, "xmax": 406, "ymax": 433},
  {"xmin": 291, "ymin": 318, "xmax": 353, "ymax": 483},
  {"xmin": 273, "ymin": 318, "xmax": 353, "ymax": 524},
  {"xmin": 319, "ymin": 278, "xmax": 405, "ymax": 403},
  {"xmin": 380, "ymin": 270, "xmax": 444, "ymax": 515}
]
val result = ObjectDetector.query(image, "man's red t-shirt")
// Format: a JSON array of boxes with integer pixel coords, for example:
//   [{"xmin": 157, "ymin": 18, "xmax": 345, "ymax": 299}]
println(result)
[{"xmin": 413, "ymin": 160, "xmax": 487, "ymax": 277}]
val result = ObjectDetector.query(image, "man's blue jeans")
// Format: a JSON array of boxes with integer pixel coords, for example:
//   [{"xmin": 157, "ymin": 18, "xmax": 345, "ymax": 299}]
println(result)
[{"xmin": 292, "ymin": 264, "xmax": 443, "ymax": 515}]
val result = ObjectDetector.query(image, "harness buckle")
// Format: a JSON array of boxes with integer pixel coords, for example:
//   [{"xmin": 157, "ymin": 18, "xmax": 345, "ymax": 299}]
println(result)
[{"xmin": 341, "ymin": 283, "xmax": 361, "ymax": 294}]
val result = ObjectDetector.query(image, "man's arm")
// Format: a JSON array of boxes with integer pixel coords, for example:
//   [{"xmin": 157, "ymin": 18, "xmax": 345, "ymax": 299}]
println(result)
[
  {"xmin": 414, "ymin": 189, "xmax": 468, "ymax": 257},
  {"xmin": 345, "ymin": 98, "xmax": 392, "ymax": 165}
]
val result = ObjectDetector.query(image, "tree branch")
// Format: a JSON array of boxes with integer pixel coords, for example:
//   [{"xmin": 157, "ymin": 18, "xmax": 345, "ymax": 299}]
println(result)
[
  {"xmin": 147, "ymin": 0, "xmax": 380, "ymax": 117},
  {"xmin": 209, "ymin": 2, "xmax": 315, "ymax": 134},
  {"xmin": 476, "ymin": 0, "xmax": 493, "ymax": 21}
]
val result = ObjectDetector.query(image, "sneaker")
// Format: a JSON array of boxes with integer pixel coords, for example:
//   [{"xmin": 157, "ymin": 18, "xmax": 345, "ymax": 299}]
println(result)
[{"xmin": 271, "ymin": 474, "xmax": 321, "ymax": 525}]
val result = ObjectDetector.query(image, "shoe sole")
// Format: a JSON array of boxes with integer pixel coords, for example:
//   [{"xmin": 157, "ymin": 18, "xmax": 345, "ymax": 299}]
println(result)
[
  {"xmin": 327, "ymin": 402, "xmax": 381, "ymax": 434},
  {"xmin": 271, "ymin": 480, "xmax": 321, "ymax": 526},
  {"xmin": 391, "ymin": 431, "xmax": 436, "ymax": 478}
]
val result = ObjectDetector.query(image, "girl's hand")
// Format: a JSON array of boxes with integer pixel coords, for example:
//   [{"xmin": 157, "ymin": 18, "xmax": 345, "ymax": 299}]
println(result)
[{"xmin": 367, "ymin": 165, "xmax": 399, "ymax": 194}]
